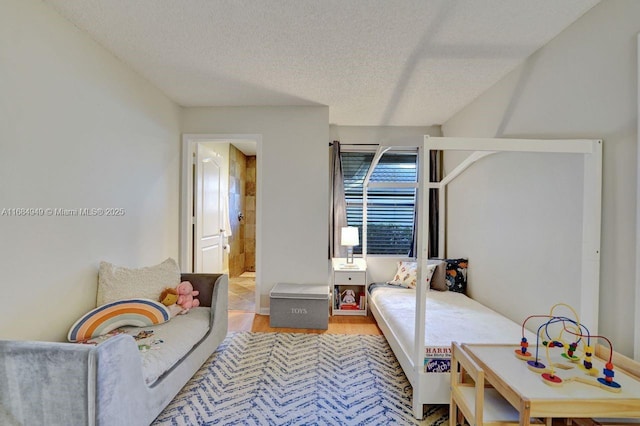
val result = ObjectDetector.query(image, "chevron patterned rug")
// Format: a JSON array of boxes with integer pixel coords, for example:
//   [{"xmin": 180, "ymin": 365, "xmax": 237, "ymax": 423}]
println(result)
[{"xmin": 153, "ymin": 332, "xmax": 448, "ymax": 425}]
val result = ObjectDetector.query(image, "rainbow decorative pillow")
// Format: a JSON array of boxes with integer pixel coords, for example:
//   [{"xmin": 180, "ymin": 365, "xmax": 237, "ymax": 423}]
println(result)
[{"xmin": 68, "ymin": 298, "xmax": 171, "ymax": 342}]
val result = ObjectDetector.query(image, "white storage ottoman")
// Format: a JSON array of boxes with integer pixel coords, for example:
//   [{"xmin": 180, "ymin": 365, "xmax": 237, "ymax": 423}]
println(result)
[{"xmin": 269, "ymin": 283, "xmax": 329, "ymax": 329}]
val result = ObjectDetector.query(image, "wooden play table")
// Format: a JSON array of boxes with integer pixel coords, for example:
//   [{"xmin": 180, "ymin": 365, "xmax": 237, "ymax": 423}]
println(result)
[{"xmin": 459, "ymin": 343, "xmax": 640, "ymax": 425}]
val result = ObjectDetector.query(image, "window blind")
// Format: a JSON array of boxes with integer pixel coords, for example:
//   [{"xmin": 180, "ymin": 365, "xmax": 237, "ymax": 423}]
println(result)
[{"xmin": 341, "ymin": 151, "xmax": 417, "ymax": 255}]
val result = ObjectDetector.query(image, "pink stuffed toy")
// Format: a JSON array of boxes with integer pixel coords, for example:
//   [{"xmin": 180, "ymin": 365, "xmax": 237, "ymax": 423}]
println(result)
[{"xmin": 176, "ymin": 281, "xmax": 200, "ymax": 312}]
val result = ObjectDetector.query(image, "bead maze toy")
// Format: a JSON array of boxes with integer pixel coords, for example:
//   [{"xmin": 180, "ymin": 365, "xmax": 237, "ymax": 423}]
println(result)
[{"xmin": 514, "ymin": 303, "xmax": 621, "ymax": 392}]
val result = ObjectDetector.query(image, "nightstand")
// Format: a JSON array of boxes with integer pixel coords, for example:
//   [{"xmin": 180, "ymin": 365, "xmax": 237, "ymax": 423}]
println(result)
[{"xmin": 331, "ymin": 258, "xmax": 367, "ymax": 316}]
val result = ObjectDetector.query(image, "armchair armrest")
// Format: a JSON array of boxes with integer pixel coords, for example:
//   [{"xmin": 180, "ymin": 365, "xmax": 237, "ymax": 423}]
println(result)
[
  {"xmin": 180, "ymin": 273, "xmax": 223, "ymax": 308},
  {"xmin": 180, "ymin": 273, "xmax": 228, "ymax": 333},
  {"xmin": 0, "ymin": 334, "xmax": 144, "ymax": 426}
]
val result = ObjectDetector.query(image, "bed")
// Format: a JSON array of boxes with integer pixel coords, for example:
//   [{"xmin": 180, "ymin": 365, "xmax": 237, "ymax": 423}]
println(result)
[
  {"xmin": 365, "ymin": 136, "xmax": 603, "ymax": 419},
  {"xmin": 369, "ymin": 283, "xmax": 533, "ymax": 400}
]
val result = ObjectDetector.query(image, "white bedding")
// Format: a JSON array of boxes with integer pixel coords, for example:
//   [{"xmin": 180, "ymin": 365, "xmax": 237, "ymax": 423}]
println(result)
[{"xmin": 369, "ymin": 287, "xmax": 529, "ymax": 371}]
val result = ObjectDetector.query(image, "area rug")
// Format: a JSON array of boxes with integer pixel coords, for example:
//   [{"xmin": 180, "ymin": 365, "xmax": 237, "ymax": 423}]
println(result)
[{"xmin": 153, "ymin": 332, "xmax": 448, "ymax": 425}]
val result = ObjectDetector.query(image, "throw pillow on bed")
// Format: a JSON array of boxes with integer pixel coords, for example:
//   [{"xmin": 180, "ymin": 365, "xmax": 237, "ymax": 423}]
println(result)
[
  {"xmin": 388, "ymin": 261, "xmax": 417, "ymax": 288},
  {"xmin": 96, "ymin": 258, "xmax": 181, "ymax": 306},
  {"xmin": 387, "ymin": 261, "xmax": 437, "ymax": 289},
  {"xmin": 427, "ymin": 259, "xmax": 448, "ymax": 291},
  {"xmin": 445, "ymin": 258, "xmax": 468, "ymax": 293}
]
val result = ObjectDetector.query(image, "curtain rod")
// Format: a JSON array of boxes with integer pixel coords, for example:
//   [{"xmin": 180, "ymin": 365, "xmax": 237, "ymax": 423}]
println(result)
[{"xmin": 329, "ymin": 142, "xmax": 379, "ymax": 146}]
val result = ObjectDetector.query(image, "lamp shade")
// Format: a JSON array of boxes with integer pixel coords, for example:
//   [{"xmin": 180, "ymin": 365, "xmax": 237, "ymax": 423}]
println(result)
[{"xmin": 341, "ymin": 227, "xmax": 359, "ymax": 247}]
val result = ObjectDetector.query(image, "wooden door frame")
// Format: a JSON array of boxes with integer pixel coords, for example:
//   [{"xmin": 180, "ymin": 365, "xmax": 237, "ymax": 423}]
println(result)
[
  {"xmin": 636, "ymin": 34, "xmax": 640, "ymax": 360},
  {"xmin": 181, "ymin": 133, "xmax": 262, "ymax": 313}
]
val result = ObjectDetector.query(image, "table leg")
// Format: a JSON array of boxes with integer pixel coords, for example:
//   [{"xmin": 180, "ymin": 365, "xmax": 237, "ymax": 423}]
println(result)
[
  {"xmin": 520, "ymin": 401, "xmax": 531, "ymax": 426},
  {"xmin": 449, "ymin": 399, "xmax": 456, "ymax": 426}
]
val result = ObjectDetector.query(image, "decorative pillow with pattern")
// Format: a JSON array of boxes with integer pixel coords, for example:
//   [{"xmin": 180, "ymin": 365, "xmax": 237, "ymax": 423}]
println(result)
[
  {"xmin": 387, "ymin": 261, "xmax": 437, "ymax": 289},
  {"xmin": 445, "ymin": 258, "xmax": 468, "ymax": 293},
  {"xmin": 68, "ymin": 298, "xmax": 171, "ymax": 342},
  {"xmin": 388, "ymin": 261, "xmax": 418, "ymax": 288},
  {"xmin": 423, "ymin": 263, "xmax": 437, "ymax": 289}
]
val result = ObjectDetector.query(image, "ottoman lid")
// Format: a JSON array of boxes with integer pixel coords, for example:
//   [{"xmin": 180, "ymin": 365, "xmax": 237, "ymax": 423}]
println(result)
[{"xmin": 270, "ymin": 283, "xmax": 329, "ymax": 300}]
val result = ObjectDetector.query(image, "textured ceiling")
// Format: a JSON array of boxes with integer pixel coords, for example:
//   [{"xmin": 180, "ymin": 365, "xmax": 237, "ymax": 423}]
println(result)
[{"xmin": 45, "ymin": 0, "xmax": 600, "ymax": 126}]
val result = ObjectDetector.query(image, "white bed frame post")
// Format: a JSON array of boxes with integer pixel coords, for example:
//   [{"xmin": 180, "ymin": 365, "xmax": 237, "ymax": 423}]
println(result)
[
  {"xmin": 414, "ymin": 141, "xmax": 428, "ymax": 419},
  {"xmin": 581, "ymin": 139, "xmax": 603, "ymax": 335}
]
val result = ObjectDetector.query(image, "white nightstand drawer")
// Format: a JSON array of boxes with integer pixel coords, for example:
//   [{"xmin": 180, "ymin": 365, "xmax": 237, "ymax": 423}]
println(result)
[{"xmin": 334, "ymin": 271, "xmax": 365, "ymax": 285}]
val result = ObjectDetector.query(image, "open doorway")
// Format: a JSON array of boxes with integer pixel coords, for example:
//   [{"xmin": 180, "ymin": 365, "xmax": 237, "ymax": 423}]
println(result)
[
  {"xmin": 226, "ymin": 144, "xmax": 257, "ymax": 312},
  {"xmin": 181, "ymin": 134, "xmax": 261, "ymax": 313}
]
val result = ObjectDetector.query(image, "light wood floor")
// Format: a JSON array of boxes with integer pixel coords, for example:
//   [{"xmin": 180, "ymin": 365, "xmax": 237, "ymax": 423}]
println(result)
[
  {"xmin": 228, "ymin": 276, "xmax": 255, "ymax": 311},
  {"xmin": 228, "ymin": 310, "xmax": 383, "ymax": 335}
]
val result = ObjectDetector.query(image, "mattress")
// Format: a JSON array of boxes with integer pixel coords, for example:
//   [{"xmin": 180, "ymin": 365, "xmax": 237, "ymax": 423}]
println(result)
[{"xmin": 369, "ymin": 286, "xmax": 530, "ymax": 373}]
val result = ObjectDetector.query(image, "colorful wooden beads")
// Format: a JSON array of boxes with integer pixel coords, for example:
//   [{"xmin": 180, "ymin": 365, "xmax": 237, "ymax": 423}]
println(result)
[
  {"xmin": 515, "ymin": 337, "xmax": 532, "ymax": 359},
  {"xmin": 562, "ymin": 342, "xmax": 580, "ymax": 362},
  {"xmin": 597, "ymin": 362, "xmax": 622, "ymax": 392},
  {"xmin": 583, "ymin": 345, "xmax": 593, "ymax": 370},
  {"xmin": 603, "ymin": 363, "xmax": 614, "ymax": 382}
]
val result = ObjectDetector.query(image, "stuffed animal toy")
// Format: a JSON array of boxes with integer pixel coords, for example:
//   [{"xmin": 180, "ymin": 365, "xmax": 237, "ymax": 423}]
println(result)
[
  {"xmin": 176, "ymin": 281, "xmax": 200, "ymax": 312},
  {"xmin": 159, "ymin": 287, "xmax": 183, "ymax": 317},
  {"xmin": 159, "ymin": 287, "xmax": 178, "ymax": 306},
  {"xmin": 341, "ymin": 289, "xmax": 356, "ymax": 304}
]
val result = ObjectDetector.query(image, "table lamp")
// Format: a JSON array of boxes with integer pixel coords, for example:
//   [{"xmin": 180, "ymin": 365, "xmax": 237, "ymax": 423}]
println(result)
[{"xmin": 341, "ymin": 226, "xmax": 359, "ymax": 264}]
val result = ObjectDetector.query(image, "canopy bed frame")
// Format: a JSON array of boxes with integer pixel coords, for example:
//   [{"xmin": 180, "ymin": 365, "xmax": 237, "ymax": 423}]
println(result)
[{"xmin": 366, "ymin": 136, "xmax": 602, "ymax": 419}]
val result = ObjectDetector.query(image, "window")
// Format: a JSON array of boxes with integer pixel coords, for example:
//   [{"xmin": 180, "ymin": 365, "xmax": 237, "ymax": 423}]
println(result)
[{"xmin": 341, "ymin": 149, "xmax": 418, "ymax": 255}]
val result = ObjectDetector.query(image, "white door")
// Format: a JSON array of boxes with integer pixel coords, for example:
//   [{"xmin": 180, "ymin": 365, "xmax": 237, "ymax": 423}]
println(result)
[{"xmin": 194, "ymin": 144, "xmax": 223, "ymax": 273}]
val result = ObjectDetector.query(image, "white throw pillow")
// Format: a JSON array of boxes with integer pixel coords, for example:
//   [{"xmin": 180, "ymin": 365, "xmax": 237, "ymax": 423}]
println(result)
[
  {"xmin": 96, "ymin": 258, "xmax": 181, "ymax": 306},
  {"xmin": 387, "ymin": 261, "xmax": 437, "ymax": 289},
  {"xmin": 423, "ymin": 263, "xmax": 438, "ymax": 289}
]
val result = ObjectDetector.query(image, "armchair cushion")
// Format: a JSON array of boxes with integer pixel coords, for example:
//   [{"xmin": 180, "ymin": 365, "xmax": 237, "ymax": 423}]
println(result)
[{"xmin": 79, "ymin": 307, "xmax": 212, "ymax": 385}]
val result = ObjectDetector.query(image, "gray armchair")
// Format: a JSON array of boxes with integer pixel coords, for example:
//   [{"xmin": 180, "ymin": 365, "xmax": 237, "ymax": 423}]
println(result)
[{"xmin": 0, "ymin": 273, "xmax": 228, "ymax": 426}]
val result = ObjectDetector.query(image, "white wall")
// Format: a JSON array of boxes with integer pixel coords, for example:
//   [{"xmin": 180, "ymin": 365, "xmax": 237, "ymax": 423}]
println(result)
[
  {"xmin": 182, "ymin": 107, "xmax": 329, "ymax": 311},
  {"xmin": 0, "ymin": 0, "xmax": 182, "ymax": 341},
  {"xmin": 442, "ymin": 0, "xmax": 639, "ymax": 357},
  {"xmin": 446, "ymin": 151, "xmax": 585, "ymax": 328},
  {"xmin": 330, "ymin": 125, "xmax": 441, "ymax": 148}
]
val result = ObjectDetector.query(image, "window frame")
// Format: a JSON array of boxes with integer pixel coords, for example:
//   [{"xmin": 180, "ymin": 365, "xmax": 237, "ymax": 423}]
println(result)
[{"xmin": 341, "ymin": 144, "xmax": 419, "ymax": 258}]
